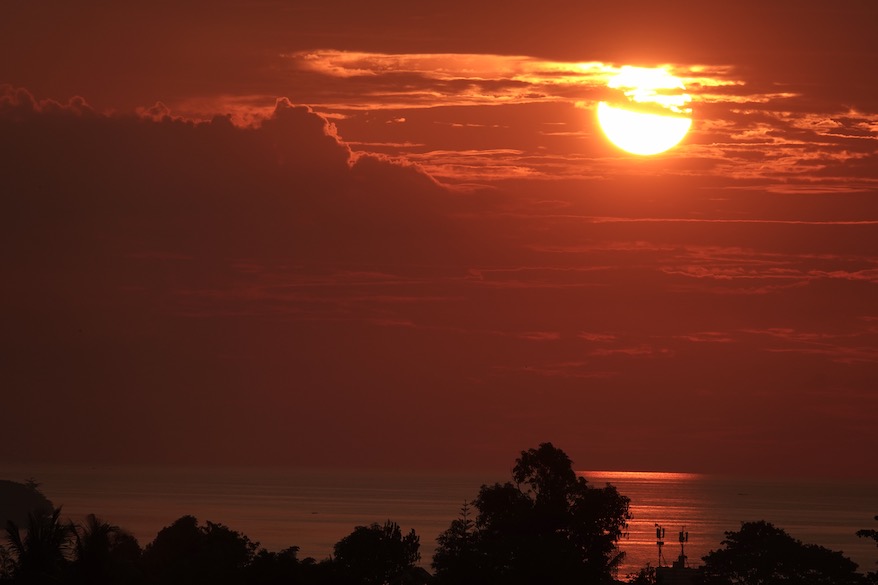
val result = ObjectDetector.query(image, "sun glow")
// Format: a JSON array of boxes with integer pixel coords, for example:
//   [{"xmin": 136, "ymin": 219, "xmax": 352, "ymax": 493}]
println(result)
[{"xmin": 597, "ymin": 66, "xmax": 692, "ymax": 156}]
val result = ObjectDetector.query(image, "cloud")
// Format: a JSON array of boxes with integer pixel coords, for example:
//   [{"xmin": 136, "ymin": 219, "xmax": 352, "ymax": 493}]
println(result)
[
  {"xmin": 4, "ymin": 84, "xmax": 878, "ymax": 472},
  {"xmin": 256, "ymin": 51, "xmax": 872, "ymax": 189},
  {"xmin": 577, "ymin": 332, "xmax": 618, "ymax": 342},
  {"xmin": 286, "ymin": 51, "xmax": 746, "ymax": 111},
  {"xmin": 1, "ymin": 87, "xmax": 459, "ymax": 262},
  {"xmin": 493, "ymin": 362, "xmax": 618, "ymax": 380},
  {"xmin": 589, "ymin": 345, "xmax": 675, "ymax": 358},
  {"xmin": 264, "ymin": 50, "xmax": 878, "ymax": 188},
  {"xmin": 517, "ymin": 331, "xmax": 562, "ymax": 342},
  {"xmin": 673, "ymin": 332, "xmax": 735, "ymax": 343},
  {"xmin": 738, "ymin": 326, "xmax": 878, "ymax": 364},
  {"xmin": 5, "ymin": 1, "xmax": 878, "ymax": 192}
]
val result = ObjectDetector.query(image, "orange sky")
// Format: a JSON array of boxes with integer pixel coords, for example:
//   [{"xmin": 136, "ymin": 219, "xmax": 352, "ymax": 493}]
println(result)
[{"xmin": 2, "ymin": 0, "xmax": 877, "ymax": 477}]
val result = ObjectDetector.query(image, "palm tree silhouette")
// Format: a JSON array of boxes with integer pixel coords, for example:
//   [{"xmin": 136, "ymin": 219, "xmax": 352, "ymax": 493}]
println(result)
[
  {"xmin": 73, "ymin": 514, "xmax": 117, "ymax": 583},
  {"xmin": 72, "ymin": 513, "xmax": 144, "ymax": 585},
  {"xmin": 5, "ymin": 506, "xmax": 74, "ymax": 583}
]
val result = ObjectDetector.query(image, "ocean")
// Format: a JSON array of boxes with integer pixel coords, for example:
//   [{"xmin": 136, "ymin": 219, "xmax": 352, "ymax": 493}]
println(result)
[{"xmin": 1, "ymin": 465, "xmax": 875, "ymax": 578}]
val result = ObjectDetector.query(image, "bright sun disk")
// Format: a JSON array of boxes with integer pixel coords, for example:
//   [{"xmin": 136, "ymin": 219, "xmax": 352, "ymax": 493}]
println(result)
[{"xmin": 597, "ymin": 66, "xmax": 692, "ymax": 156}]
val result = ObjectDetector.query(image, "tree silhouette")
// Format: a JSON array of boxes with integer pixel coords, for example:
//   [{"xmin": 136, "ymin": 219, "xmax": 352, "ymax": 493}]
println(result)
[
  {"xmin": 857, "ymin": 515, "xmax": 878, "ymax": 546},
  {"xmin": 0, "ymin": 543, "xmax": 11, "ymax": 581},
  {"xmin": 857, "ymin": 515, "xmax": 878, "ymax": 583},
  {"xmin": 432, "ymin": 501, "xmax": 481, "ymax": 585},
  {"xmin": 433, "ymin": 442, "xmax": 630, "ymax": 585},
  {"xmin": 70, "ymin": 513, "xmax": 143, "ymax": 585},
  {"xmin": 0, "ymin": 479, "xmax": 53, "ymax": 529},
  {"xmin": 698, "ymin": 520, "xmax": 865, "ymax": 585},
  {"xmin": 4, "ymin": 506, "xmax": 74, "ymax": 584},
  {"xmin": 245, "ymin": 546, "xmax": 316, "ymax": 585},
  {"xmin": 332, "ymin": 520, "xmax": 421, "ymax": 585},
  {"xmin": 142, "ymin": 515, "xmax": 257, "ymax": 585},
  {"xmin": 627, "ymin": 563, "xmax": 657, "ymax": 584}
]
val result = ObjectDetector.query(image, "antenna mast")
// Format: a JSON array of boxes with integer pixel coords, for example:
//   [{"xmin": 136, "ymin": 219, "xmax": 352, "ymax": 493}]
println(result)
[
  {"xmin": 677, "ymin": 526, "xmax": 689, "ymax": 567},
  {"xmin": 655, "ymin": 523, "xmax": 666, "ymax": 567}
]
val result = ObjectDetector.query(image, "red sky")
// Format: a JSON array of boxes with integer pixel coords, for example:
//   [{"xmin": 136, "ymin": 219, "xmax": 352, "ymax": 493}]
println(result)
[{"xmin": 2, "ymin": 0, "xmax": 877, "ymax": 477}]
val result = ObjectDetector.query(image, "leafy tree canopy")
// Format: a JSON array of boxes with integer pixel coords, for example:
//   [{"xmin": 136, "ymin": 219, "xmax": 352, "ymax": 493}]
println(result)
[
  {"xmin": 0, "ymin": 479, "xmax": 54, "ymax": 528},
  {"xmin": 433, "ymin": 442, "xmax": 630, "ymax": 585},
  {"xmin": 857, "ymin": 515, "xmax": 878, "ymax": 583},
  {"xmin": 71, "ymin": 513, "xmax": 142, "ymax": 585},
  {"xmin": 332, "ymin": 520, "xmax": 421, "ymax": 585},
  {"xmin": 698, "ymin": 520, "xmax": 865, "ymax": 585},
  {"xmin": 142, "ymin": 515, "xmax": 257, "ymax": 585},
  {"xmin": 857, "ymin": 515, "xmax": 878, "ymax": 546}
]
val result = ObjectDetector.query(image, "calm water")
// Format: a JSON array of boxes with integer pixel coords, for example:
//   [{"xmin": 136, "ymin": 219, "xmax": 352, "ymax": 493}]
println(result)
[{"xmin": 1, "ymin": 466, "xmax": 875, "ymax": 577}]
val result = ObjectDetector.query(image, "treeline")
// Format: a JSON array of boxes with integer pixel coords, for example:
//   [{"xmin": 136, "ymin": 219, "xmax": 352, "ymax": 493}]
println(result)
[
  {"xmin": 3, "ymin": 510, "xmax": 428, "ymax": 585},
  {"xmin": 2, "ymin": 444, "xmax": 876, "ymax": 585}
]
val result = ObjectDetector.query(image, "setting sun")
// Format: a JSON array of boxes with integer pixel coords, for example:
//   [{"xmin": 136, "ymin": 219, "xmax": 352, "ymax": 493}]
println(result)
[
  {"xmin": 2, "ymin": 2, "xmax": 877, "ymax": 580},
  {"xmin": 597, "ymin": 66, "xmax": 692, "ymax": 155}
]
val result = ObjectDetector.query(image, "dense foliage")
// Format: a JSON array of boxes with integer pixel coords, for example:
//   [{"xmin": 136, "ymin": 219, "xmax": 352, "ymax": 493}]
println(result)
[
  {"xmin": 0, "ymin": 480, "xmax": 53, "ymax": 529},
  {"xmin": 697, "ymin": 520, "xmax": 866, "ymax": 585},
  {"xmin": 332, "ymin": 521, "xmax": 421, "ymax": 585},
  {"xmin": 432, "ymin": 442, "xmax": 631, "ymax": 585},
  {"xmin": 856, "ymin": 515, "xmax": 878, "ymax": 584},
  {"xmin": 4, "ymin": 507, "xmax": 72, "ymax": 584},
  {"xmin": 2, "ymin": 511, "xmax": 425, "ymax": 585}
]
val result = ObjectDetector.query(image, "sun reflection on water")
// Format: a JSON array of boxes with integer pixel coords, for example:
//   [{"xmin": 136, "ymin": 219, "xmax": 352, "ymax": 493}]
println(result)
[
  {"xmin": 579, "ymin": 470, "xmax": 709, "ymax": 576},
  {"xmin": 582, "ymin": 470, "xmax": 703, "ymax": 482}
]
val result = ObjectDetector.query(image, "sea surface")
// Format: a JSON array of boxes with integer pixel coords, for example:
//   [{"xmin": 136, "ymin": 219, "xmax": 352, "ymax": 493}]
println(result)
[{"xmin": 1, "ymin": 465, "xmax": 875, "ymax": 578}]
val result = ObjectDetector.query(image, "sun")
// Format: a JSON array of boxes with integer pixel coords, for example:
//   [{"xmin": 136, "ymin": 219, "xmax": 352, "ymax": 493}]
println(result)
[{"xmin": 597, "ymin": 66, "xmax": 692, "ymax": 156}]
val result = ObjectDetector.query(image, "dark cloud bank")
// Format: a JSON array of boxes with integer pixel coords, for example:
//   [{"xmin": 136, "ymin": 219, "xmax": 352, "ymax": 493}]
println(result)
[
  {"xmin": 3, "ymin": 87, "xmax": 876, "ymax": 475},
  {"xmin": 1, "ymin": 87, "xmax": 482, "ymax": 465}
]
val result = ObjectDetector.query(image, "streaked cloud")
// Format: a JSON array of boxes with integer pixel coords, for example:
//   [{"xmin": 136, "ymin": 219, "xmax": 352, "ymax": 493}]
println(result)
[{"xmin": 262, "ymin": 51, "xmax": 878, "ymax": 188}]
